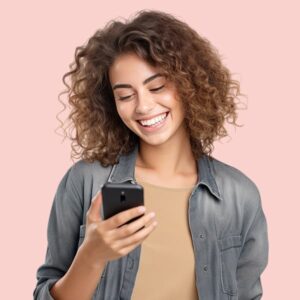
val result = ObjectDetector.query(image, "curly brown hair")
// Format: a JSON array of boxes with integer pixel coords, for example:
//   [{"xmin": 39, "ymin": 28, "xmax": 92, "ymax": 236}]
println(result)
[{"xmin": 56, "ymin": 9, "xmax": 246, "ymax": 167}]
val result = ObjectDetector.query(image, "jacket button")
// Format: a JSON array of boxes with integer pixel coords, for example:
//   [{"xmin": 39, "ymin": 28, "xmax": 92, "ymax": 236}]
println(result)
[
  {"xmin": 199, "ymin": 234, "xmax": 205, "ymax": 239},
  {"xmin": 128, "ymin": 257, "xmax": 134, "ymax": 270},
  {"xmin": 203, "ymin": 265, "xmax": 208, "ymax": 272}
]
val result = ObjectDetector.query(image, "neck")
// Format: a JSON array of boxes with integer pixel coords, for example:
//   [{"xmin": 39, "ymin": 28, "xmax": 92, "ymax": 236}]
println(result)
[{"xmin": 136, "ymin": 128, "xmax": 197, "ymax": 177}]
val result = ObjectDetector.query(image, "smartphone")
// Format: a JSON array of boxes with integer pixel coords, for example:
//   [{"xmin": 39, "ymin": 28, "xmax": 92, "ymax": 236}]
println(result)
[{"xmin": 102, "ymin": 182, "xmax": 144, "ymax": 226}]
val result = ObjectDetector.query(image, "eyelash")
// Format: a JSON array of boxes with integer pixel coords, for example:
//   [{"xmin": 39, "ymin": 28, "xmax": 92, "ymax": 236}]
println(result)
[{"xmin": 118, "ymin": 85, "xmax": 165, "ymax": 101}]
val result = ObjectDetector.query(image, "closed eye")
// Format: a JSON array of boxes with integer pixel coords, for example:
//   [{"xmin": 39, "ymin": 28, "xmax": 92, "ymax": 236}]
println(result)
[
  {"xmin": 150, "ymin": 85, "xmax": 164, "ymax": 92},
  {"xmin": 118, "ymin": 85, "xmax": 165, "ymax": 101},
  {"xmin": 118, "ymin": 95, "xmax": 133, "ymax": 100}
]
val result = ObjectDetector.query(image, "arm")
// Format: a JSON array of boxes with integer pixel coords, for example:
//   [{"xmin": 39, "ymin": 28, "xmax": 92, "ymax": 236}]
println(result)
[
  {"xmin": 49, "ymin": 245, "xmax": 106, "ymax": 300},
  {"xmin": 237, "ymin": 192, "xmax": 269, "ymax": 300},
  {"xmin": 33, "ymin": 164, "xmax": 104, "ymax": 300}
]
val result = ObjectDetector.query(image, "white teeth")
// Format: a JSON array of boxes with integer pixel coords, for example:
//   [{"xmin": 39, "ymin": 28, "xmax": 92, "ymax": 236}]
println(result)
[{"xmin": 139, "ymin": 112, "xmax": 167, "ymax": 126}]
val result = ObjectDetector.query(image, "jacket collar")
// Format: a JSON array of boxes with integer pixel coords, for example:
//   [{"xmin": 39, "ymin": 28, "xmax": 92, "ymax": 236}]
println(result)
[{"xmin": 107, "ymin": 143, "xmax": 222, "ymax": 201}]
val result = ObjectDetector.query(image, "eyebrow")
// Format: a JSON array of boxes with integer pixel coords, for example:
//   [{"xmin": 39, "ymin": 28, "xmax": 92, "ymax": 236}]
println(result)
[{"xmin": 112, "ymin": 73, "xmax": 163, "ymax": 90}]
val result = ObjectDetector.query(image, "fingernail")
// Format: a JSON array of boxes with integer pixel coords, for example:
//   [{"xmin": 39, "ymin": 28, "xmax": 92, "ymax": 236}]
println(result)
[
  {"xmin": 138, "ymin": 206, "xmax": 146, "ymax": 213},
  {"xmin": 149, "ymin": 212, "xmax": 155, "ymax": 218}
]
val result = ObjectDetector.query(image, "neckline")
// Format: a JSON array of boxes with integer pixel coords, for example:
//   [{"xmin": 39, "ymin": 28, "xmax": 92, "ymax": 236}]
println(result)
[{"xmin": 136, "ymin": 177, "xmax": 195, "ymax": 191}]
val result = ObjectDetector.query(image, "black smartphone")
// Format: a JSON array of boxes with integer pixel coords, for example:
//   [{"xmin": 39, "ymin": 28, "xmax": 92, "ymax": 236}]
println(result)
[{"xmin": 102, "ymin": 182, "xmax": 144, "ymax": 226}]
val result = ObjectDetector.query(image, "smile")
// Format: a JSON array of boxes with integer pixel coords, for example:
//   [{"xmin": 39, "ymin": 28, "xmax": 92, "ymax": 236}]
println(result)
[{"xmin": 137, "ymin": 112, "xmax": 168, "ymax": 127}]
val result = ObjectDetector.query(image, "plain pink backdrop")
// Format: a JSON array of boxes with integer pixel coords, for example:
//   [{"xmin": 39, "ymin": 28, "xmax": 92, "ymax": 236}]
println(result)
[{"xmin": 1, "ymin": 0, "xmax": 299, "ymax": 299}]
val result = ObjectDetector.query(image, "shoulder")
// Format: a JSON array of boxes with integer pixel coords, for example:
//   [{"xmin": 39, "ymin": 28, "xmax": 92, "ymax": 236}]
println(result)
[
  {"xmin": 53, "ymin": 159, "xmax": 114, "ymax": 218},
  {"xmin": 59, "ymin": 159, "xmax": 113, "ymax": 196},
  {"xmin": 208, "ymin": 155, "xmax": 262, "ymax": 211},
  {"xmin": 209, "ymin": 156, "xmax": 260, "ymax": 193},
  {"xmin": 69, "ymin": 159, "xmax": 113, "ymax": 181}
]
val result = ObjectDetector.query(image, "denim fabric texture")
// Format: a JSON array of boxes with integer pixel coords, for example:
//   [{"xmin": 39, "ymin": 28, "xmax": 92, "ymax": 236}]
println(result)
[{"xmin": 34, "ymin": 144, "xmax": 268, "ymax": 300}]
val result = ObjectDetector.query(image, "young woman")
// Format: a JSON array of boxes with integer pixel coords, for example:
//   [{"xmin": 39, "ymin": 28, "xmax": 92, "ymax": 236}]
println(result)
[{"xmin": 34, "ymin": 10, "xmax": 268, "ymax": 300}]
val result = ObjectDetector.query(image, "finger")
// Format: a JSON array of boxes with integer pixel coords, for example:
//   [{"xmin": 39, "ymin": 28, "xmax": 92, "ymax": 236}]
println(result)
[
  {"xmin": 104, "ymin": 205, "xmax": 146, "ymax": 230},
  {"xmin": 113, "ymin": 211, "xmax": 156, "ymax": 239},
  {"xmin": 116, "ymin": 219, "xmax": 158, "ymax": 251},
  {"xmin": 86, "ymin": 190, "xmax": 103, "ymax": 225}
]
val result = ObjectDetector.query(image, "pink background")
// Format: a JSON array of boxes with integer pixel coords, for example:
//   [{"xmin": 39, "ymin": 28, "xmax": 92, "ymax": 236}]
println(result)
[{"xmin": 1, "ymin": 1, "xmax": 299, "ymax": 298}]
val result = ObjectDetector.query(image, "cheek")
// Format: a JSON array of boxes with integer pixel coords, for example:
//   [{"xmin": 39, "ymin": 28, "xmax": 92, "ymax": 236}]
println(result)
[
  {"xmin": 161, "ymin": 91, "xmax": 175, "ymax": 104},
  {"xmin": 166, "ymin": 94, "xmax": 185, "ymax": 121},
  {"xmin": 161, "ymin": 83, "xmax": 180, "ymax": 106},
  {"xmin": 162, "ymin": 91, "xmax": 182, "ymax": 113},
  {"xmin": 115, "ymin": 103, "xmax": 131, "ymax": 122}
]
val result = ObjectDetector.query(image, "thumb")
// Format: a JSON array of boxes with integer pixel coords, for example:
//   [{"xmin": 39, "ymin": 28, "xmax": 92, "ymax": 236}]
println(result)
[{"xmin": 87, "ymin": 190, "xmax": 103, "ymax": 224}]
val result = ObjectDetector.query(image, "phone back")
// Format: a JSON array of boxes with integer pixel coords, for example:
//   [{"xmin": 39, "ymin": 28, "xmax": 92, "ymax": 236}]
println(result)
[{"xmin": 102, "ymin": 183, "xmax": 144, "ymax": 222}]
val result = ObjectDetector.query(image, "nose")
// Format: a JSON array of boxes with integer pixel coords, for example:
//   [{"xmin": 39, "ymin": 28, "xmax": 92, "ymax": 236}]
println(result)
[{"xmin": 135, "ymin": 90, "xmax": 155, "ymax": 115}]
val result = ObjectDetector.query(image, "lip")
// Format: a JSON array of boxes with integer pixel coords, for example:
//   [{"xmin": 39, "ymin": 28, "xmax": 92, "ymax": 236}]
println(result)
[
  {"xmin": 136, "ymin": 111, "xmax": 169, "ymax": 133},
  {"xmin": 136, "ymin": 111, "xmax": 169, "ymax": 121}
]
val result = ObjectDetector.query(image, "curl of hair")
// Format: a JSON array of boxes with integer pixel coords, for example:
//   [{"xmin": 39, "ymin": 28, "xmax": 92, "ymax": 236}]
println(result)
[{"xmin": 56, "ymin": 9, "xmax": 247, "ymax": 167}]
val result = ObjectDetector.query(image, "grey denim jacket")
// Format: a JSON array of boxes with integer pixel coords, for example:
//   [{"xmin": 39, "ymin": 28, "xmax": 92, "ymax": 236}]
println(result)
[{"xmin": 34, "ymin": 144, "xmax": 268, "ymax": 300}]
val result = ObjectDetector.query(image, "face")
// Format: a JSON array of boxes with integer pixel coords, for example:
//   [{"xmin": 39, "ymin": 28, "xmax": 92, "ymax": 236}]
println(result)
[{"xmin": 108, "ymin": 52, "xmax": 187, "ymax": 146}]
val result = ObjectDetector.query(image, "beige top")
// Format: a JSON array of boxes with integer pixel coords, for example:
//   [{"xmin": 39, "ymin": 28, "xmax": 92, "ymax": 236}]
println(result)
[{"xmin": 130, "ymin": 178, "xmax": 199, "ymax": 300}]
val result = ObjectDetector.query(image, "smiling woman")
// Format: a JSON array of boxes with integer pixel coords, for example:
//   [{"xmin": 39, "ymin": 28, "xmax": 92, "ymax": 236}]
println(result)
[
  {"xmin": 108, "ymin": 52, "xmax": 187, "ymax": 148},
  {"xmin": 34, "ymin": 9, "xmax": 268, "ymax": 300},
  {"xmin": 54, "ymin": 9, "xmax": 244, "ymax": 167}
]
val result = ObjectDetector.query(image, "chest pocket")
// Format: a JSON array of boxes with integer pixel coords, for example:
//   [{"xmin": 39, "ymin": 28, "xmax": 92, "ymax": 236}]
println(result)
[{"xmin": 218, "ymin": 235, "xmax": 242, "ymax": 296}]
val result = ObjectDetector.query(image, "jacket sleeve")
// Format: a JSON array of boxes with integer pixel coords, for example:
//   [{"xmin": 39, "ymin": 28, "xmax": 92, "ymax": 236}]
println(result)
[
  {"xmin": 33, "ymin": 164, "xmax": 83, "ymax": 299},
  {"xmin": 237, "ymin": 189, "xmax": 269, "ymax": 300}
]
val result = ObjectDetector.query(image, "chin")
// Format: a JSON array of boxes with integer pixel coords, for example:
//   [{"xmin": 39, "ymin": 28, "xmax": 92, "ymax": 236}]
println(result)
[{"xmin": 138, "ymin": 134, "xmax": 171, "ymax": 146}]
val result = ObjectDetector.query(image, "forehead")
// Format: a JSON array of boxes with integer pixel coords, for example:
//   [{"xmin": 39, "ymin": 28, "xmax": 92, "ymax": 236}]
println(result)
[{"xmin": 108, "ymin": 52, "xmax": 163, "ymax": 84}]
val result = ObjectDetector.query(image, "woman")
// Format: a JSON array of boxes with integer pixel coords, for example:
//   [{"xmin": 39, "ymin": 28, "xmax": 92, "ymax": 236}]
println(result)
[{"xmin": 34, "ymin": 10, "xmax": 268, "ymax": 300}]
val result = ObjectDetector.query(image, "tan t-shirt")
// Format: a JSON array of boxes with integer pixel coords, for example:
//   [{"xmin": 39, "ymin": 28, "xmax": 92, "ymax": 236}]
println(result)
[{"xmin": 130, "ymin": 178, "xmax": 199, "ymax": 300}]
